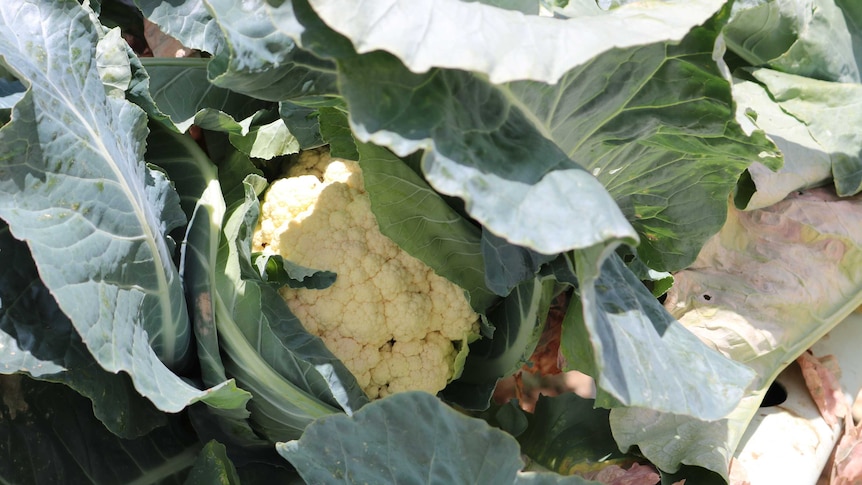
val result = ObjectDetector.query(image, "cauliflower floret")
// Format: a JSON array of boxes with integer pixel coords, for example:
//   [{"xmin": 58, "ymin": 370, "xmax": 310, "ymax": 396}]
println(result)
[{"xmin": 253, "ymin": 148, "xmax": 479, "ymax": 399}]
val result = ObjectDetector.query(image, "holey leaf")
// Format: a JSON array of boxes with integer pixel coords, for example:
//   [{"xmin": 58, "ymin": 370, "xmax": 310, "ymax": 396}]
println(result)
[
  {"xmin": 612, "ymin": 187, "xmax": 862, "ymax": 478},
  {"xmin": 565, "ymin": 246, "xmax": 755, "ymax": 420},
  {"xmin": 0, "ymin": 0, "xmax": 242, "ymax": 412}
]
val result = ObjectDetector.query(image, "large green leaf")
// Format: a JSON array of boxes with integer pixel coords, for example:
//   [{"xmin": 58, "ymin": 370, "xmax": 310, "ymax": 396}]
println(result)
[
  {"xmin": 0, "ymin": 375, "xmax": 202, "ymax": 484},
  {"xmin": 277, "ymin": 391, "xmax": 593, "ymax": 484},
  {"xmin": 204, "ymin": 0, "xmax": 636, "ymax": 259},
  {"xmin": 307, "ymin": 0, "xmax": 727, "ymax": 84},
  {"xmin": 0, "ymin": 0, "xmax": 241, "ymax": 413},
  {"xmin": 144, "ymin": 124, "xmax": 256, "ymax": 429},
  {"xmin": 0, "ymin": 221, "xmax": 168, "ymax": 439},
  {"xmin": 505, "ymin": 16, "xmax": 781, "ymax": 271},
  {"xmin": 285, "ymin": 1, "xmax": 780, "ymax": 272},
  {"xmin": 336, "ymin": 50, "xmax": 638, "ymax": 258},
  {"xmin": 610, "ymin": 187, "xmax": 862, "ymax": 478},
  {"xmin": 565, "ymin": 247, "xmax": 755, "ymax": 420}
]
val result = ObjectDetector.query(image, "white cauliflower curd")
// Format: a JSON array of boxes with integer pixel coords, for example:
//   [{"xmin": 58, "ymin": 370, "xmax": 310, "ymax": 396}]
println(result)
[{"xmin": 252, "ymin": 148, "xmax": 479, "ymax": 399}]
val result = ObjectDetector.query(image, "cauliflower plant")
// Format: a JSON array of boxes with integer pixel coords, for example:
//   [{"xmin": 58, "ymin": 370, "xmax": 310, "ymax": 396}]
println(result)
[{"xmin": 253, "ymin": 148, "xmax": 480, "ymax": 399}]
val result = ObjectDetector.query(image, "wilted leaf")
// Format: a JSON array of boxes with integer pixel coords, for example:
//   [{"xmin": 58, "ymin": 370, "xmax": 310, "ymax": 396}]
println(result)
[
  {"xmin": 797, "ymin": 351, "xmax": 846, "ymax": 426},
  {"xmin": 833, "ymin": 421, "xmax": 862, "ymax": 485},
  {"xmin": 586, "ymin": 462, "xmax": 659, "ymax": 485},
  {"xmin": 613, "ymin": 187, "xmax": 862, "ymax": 477}
]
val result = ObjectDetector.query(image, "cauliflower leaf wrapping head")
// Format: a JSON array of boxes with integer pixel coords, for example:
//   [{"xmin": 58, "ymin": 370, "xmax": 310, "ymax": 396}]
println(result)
[{"xmin": 253, "ymin": 148, "xmax": 480, "ymax": 399}]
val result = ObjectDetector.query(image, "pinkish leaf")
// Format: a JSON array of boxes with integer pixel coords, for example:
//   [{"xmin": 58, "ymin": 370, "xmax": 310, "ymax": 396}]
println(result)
[
  {"xmin": 143, "ymin": 18, "xmax": 198, "ymax": 58},
  {"xmin": 832, "ymin": 413, "xmax": 862, "ymax": 485},
  {"xmin": 590, "ymin": 462, "xmax": 660, "ymax": 485},
  {"xmin": 797, "ymin": 351, "xmax": 846, "ymax": 426},
  {"xmin": 729, "ymin": 457, "xmax": 751, "ymax": 485}
]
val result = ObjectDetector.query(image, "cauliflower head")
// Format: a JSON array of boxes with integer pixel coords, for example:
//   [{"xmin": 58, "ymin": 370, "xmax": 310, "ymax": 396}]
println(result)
[{"xmin": 252, "ymin": 148, "xmax": 479, "ymax": 399}]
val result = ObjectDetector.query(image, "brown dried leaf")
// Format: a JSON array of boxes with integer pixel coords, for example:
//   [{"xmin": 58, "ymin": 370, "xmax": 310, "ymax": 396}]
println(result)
[
  {"xmin": 832, "ymin": 409, "xmax": 862, "ymax": 485},
  {"xmin": 797, "ymin": 351, "xmax": 846, "ymax": 426},
  {"xmin": 524, "ymin": 291, "xmax": 568, "ymax": 376},
  {"xmin": 143, "ymin": 18, "xmax": 198, "ymax": 58},
  {"xmin": 585, "ymin": 463, "xmax": 660, "ymax": 485}
]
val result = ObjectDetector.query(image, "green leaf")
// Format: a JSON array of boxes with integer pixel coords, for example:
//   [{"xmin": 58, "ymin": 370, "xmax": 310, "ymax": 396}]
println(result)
[
  {"xmin": 482, "ymin": 229, "xmax": 556, "ymax": 297},
  {"xmin": 318, "ymin": 105, "xmax": 358, "ymax": 160},
  {"xmin": 307, "ymin": 0, "xmax": 727, "ymax": 84},
  {"xmin": 337, "ymin": 50, "xmax": 638, "ymax": 258},
  {"xmin": 618, "ymin": 246, "xmax": 673, "ymax": 298},
  {"xmin": 278, "ymin": 391, "xmax": 527, "ymax": 483},
  {"xmin": 0, "ymin": 375, "xmax": 202, "ymax": 484},
  {"xmin": 284, "ymin": 1, "xmax": 779, "ymax": 272},
  {"xmin": 504, "ymin": 16, "xmax": 782, "ymax": 271},
  {"xmin": 180, "ymin": 150, "xmax": 368, "ymax": 441},
  {"xmin": 252, "ymin": 252, "xmax": 336, "ymax": 290},
  {"xmin": 355, "ymin": 140, "xmax": 497, "ymax": 312},
  {"xmin": 725, "ymin": 0, "xmax": 860, "ymax": 82},
  {"xmin": 566, "ymin": 248, "xmax": 754, "ymax": 420},
  {"xmin": 229, "ymin": 116, "xmax": 300, "ymax": 160},
  {"xmin": 203, "ymin": 0, "xmax": 338, "ymax": 101},
  {"xmin": 0, "ymin": 221, "xmax": 168, "ymax": 439},
  {"xmin": 279, "ymin": 101, "xmax": 324, "ymax": 149},
  {"xmin": 445, "ymin": 277, "xmax": 555, "ymax": 410},
  {"xmin": 96, "ymin": 27, "xmax": 133, "ymax": 97},
  {"xmin": 183, "ymin": 441, "xmax": 241, "ymax": 485},
  {"xmin": 611, "ymin": 187, "xmax": 862, "ymax": 477},
  {"xmin": 751, "ymin": 68, "xmax": 862, "ymax": 197},
  {"xmin": 228, "ymin": 0, "xmax": 639, "ymax": 260},
  {"xmin": 731, "ymin": 76, "xmax": 832, "ymax": 210},
  {"xmin": 610, "ymin": 406, "xmax": 742, "ymax": 479},
  {"xmin": 140, "ymin": 57, "xmax": 269, "ymax": 133},
  {"xmin": 145, "ymin": 124, "xmax": 257, "ymax": 435},
  {"xmin": 0, "ymin": 0, "xmax": 242, "ymax": 413},
  {"xmin": 516, "ymin": 394, "xmax": 630, "ymax": 476}
]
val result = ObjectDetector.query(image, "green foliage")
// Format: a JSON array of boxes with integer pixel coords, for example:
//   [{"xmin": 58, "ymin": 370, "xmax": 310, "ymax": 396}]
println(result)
[{"xmin": 2, "ymin": 0, "xmax": 860, "ymax": 482}]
